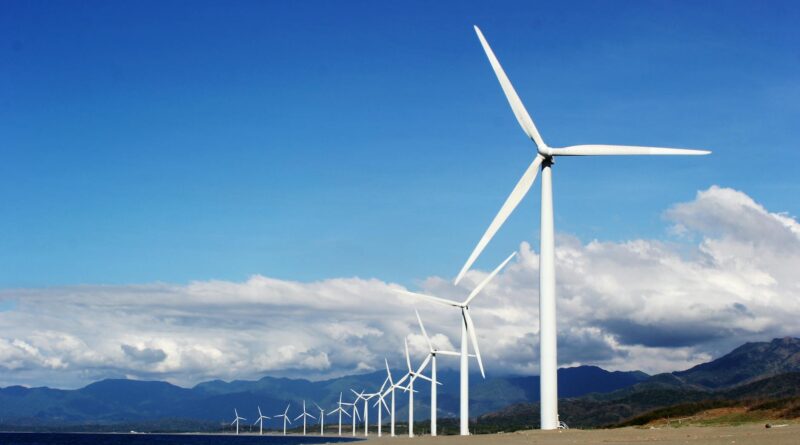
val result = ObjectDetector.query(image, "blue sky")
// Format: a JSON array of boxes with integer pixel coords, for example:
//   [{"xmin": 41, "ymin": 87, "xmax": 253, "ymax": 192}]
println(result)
[{"xmin": 2, "ymin": 0, "xmax": 798, "ymax": 288}]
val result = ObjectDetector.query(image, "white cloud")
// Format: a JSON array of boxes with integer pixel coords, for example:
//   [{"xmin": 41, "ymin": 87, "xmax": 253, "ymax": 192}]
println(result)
[{"xmin": 0, "ymin": 186, "xmax": 798, "ymax": 388}]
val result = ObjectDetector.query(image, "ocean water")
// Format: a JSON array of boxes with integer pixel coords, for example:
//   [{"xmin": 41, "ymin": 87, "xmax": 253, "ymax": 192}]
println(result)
[{"xmin": 0, "ymin": 433, "xmax": 363, "ymax": 445}]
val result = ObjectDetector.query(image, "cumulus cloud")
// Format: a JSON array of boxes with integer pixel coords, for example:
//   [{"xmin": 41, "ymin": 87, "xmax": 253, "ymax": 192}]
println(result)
[{"xmin": 0, "ymin": 186, "xmax": 798, "ymax": 388}]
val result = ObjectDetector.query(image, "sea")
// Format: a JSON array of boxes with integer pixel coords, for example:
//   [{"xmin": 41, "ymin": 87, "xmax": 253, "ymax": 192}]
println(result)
[{"xmin": 0, "ymin": 433, "xmax": 364, "ymax": 445}]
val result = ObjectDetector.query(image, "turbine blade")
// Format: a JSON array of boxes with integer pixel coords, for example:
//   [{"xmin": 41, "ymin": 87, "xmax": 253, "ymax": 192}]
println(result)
[
  {"xmin": 436, "ymin": 350, "xmax": 461, "ymax": 356},
  {"xmin": 404, "ymin": 339, "xmax": 412, "ymax": 371},
  {"xmin": 463, "ymin": 251, "xmax": 516, "ymax": 305},
  {"xmin": 415, "ymin": 309, "xmax": 434, "ymax": 351},
  {"xmin": 415, "ymin": 354, "xmax": 432, "ymax": 376},
  {"xmin": 552, "ymin": 145, "xmax": 711, "ymax": 156},
  {"xmin": 314, "ymin": 403, "xmax": 323, "ymax": 412},
  {"xmin": 463, "ymin": 308, "xmax": 485, "ymax": 378},
  {"xmin": 414, "ymin": 372, "xmax": 434, "ymax": 383},
  {"xmin": 295, "ymin": 414, "xmax": 303, "ymax": 421},
  {"xmin": 395, "ymin": 373, "xmax": 409, "ymax": 386},
  {"xmin": 455, "ymin": 155, "xmax": 543, "ymax": 285},
  {"xmin": 393, "ymin": 289, "xmax": 460, "ymax": 307},
  {"xmin": 385, "ymin": 358, "xmax": 394, "ymax": 385},
  {"xmin": 379, "ymin": 376, "xmax": 389, "ymax": 393},
  {"xmin": 474, "ymin": 26, "xmax": 546, "ymax": 149}
]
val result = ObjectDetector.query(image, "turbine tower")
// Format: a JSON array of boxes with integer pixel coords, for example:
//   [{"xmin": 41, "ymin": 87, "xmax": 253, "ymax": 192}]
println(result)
[
  {"xmin": 231, "ymin": 409, "xmax": 245, "ymax": 435},
  {"xmin": 294, "ymin": 400, "xmax": 316, "ymax": 435},
  {"xmin": 395, "ymin": 251, "xmax": 515, "ymax": 434},
  {"xmin": 328, "ymin": 392, "xmax": 351, "ymax": 436},
  {"xmin": 455, "ymin": 26, "xmax": 710, "ymax": 430},
  {"xmin": 274, "ymin": 404, "xmax": 292, "ymax": 435},
  {"xmin": 254, "ymin": 406, "xmax": 270, "ymax": 435}
]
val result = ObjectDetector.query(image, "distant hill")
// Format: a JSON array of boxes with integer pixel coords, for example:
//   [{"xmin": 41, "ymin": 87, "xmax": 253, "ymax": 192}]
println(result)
[
  {"xmin": 673, "ymin": 337, "xmax": 800, "ymax": 389},
  {"xmin": 0, "ymin": 365, "xmax": 646, "ymax": 431},
  {"xmin": 478, "ymin": 337, "xmax": 800, "ymax": 430},
  {"xmin": 6, "ymin": 337, "xmax": 796, "ymax": 432}
]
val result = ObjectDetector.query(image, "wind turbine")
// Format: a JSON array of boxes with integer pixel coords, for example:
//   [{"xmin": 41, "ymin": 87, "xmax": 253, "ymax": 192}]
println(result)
[
  {"xmin": 314, "ymin": 402, "xmax": 326, "ymax": 435},
  {"xmin": 253, "ymin": 406, "xmax": 270, "ymax": 435},
  {"xmin": 381, "ymin": 358, "xmax": 409, "ymax": 437},
  {"xmin": 231, "ymin": 409, "xmax": 245, "ymax": 435},
  {"xmin": 351, "ymin": 389, "xmax": 377, "ymax": 436},
  {"xmin": 395, "ymin": 251, "xmax": 515, "ymax": 435},
  {"xmin": 413, "ymin": 308, "xmax": 462, "ymax": 436},
  {"xmin": 402, "ymin": 338, "xmax": 435, "ymax": 437},
  {"xmin": 341, "ymin": 393, "xmax": 361, "ymax": 436},
  {"xmin": 454, "ymin": 26, "xmax": 711, "ymax": 430},
  {"xmin": 328, "ymin": 392, "xmax": 351, "ymax": 436},
  {"xmin": 371, "ymin": 378, "xmax": 391, "ymax": 437},
  {"xmin": 294, "ymin": 400, "xmax": 316, "ymax": 435},
  {"xmin": 274, "ymin": 404, "xmax": 292, "ymax": 435}
]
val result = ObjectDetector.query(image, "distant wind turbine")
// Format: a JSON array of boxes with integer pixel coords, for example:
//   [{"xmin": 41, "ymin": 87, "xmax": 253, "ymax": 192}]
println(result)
[
  {"xmin": 274, "ymin": 404, "xmax": 292, "ymax": 435},
  {"xmin": 341, "ymin": 392, "xmax": 362, "ymax": 436},
  {"xmin": 294, "ymin": 400, "xmax": 316, "ymax": 435},
  {"xmin": 395, "ymin": 252, "xmax": 515, "ymax": 435},
  {"xmin": 380, "ymin": 358, "xmax": 408, "ymax": 437},
  {"xmin": 351, "ymin": 389, "xmax": 377, "ymax": 437},
  {"xmin": 231, "ymin": 409, "xmax": 245, "ymax": 435},
  {"xmin": 253, "ymin": 406, "xmax": 270, "ymax": 435},
  {"xmin": 314, "ymin": 402, "xmax": 326, "ymax": 435},
  {"xmin": 413, "ymin": 308, "xmax": 462, "ymax": 436},
  {"xmin": 371, "ymin": 378, "xmax": 391, "ymax": 437},
  {"xmin": 402, "ymin": 338, "xmax": 435, "ymax": 437},
  {"xmin": 327, "ymin": 392, "xmax": 351, "ymax": 436},
  {"xmin": 455, "ymin": 26, "xmax": 711, "ymax": 430}
]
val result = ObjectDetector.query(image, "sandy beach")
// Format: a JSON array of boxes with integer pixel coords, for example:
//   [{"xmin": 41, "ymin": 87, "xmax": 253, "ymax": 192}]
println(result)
[{"xmin": 367, "ymin": 424, "xmax": 798, "ymax": 445}]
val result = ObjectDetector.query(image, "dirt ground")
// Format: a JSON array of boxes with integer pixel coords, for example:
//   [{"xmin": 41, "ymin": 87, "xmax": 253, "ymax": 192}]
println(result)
[{"xmin": 366, "ymin": 423, "xmax": 798, "ymax": 445}]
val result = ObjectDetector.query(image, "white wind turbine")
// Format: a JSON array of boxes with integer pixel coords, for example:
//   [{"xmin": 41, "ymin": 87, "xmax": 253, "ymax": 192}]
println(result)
[
  {"xmin": 253, "ymin": 406, "xmax": 270, "ymax": 435},
  {"xmin": 314, "ymin": 402, "xmax": 326, "ymax": 435},
  {"xmin": 341, "ymin": 392, "xmax": 362, "ymax": 436},
  {"xmin": 454, "ymin": 26, "xmax": 711, "ymax": 430},
  {"xmin": 327, "ymin": 392, "xmax": 351, "ymax": 436},
  {"xmin": 413, "ymin": 308, "xmax": 463, "ymax": 436},
  {"xmin": 231, "ymin": 409, "xmax": 245, "ymax": 435},
  {"xmin": 351, "ymin": 389, "xmax": 377, "ymax": 437},
  {"xmin": 395, "ymin": 251, "xmax": 516, "ymax": 435},
  {"xmin": 371, "ymin": 378, "xmax": 391, "ymax": 437},
  {"xmin": 380, "ymin": 358, "xmax": 409, "ymax": 437},
  {"xmin": 294, "ymin": 400, "xmax": 316, "ymax": 435},
  {"xmin": 402, "ymin": 338, "xmax": 436, "ymax": 437},
  {"xmin": 274, "ymin": 404, "xmax": 292, "ymax": 435}
]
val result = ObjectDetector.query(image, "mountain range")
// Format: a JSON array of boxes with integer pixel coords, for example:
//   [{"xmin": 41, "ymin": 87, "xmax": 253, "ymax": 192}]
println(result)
[
  {"xmin": 1, "ymin": 337, "xmax": 798, "ymax": 432},
  {"xmin": 0, "ymin": 365, "xmax": 645, "ymax": 431},
  {"xmin": 479, "ymin": 337, "xmax": 800, "ymax": 430}
]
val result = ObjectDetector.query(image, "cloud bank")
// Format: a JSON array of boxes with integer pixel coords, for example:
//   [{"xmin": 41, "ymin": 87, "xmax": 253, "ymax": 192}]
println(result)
[{"xmin": 1, "ymin": 186, "xmax": 798, "ymax": 388}]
